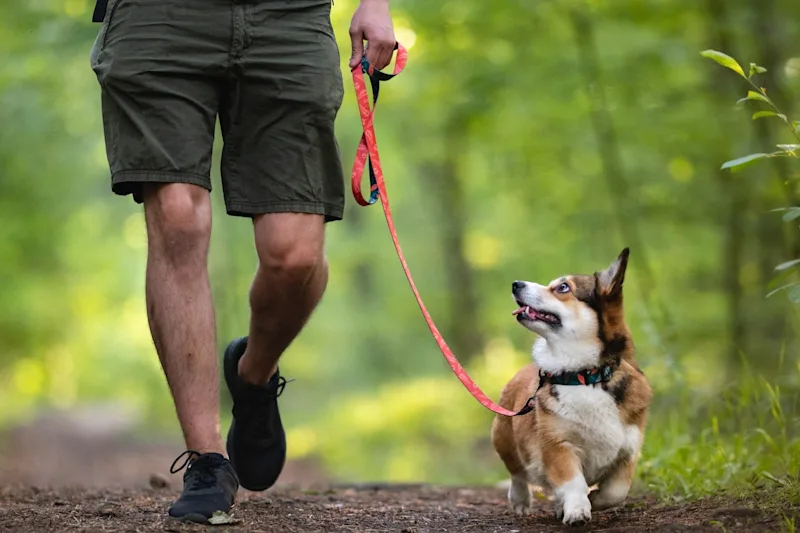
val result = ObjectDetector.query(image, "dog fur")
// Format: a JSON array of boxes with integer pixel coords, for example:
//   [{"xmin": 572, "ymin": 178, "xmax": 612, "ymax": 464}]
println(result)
[{"xmin": 491, "ymin": 248, "xmax": 652, "ymax": 526}]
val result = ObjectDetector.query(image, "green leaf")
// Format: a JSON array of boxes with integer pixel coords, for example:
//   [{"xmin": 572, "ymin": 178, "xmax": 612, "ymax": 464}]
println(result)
[
  {"xmin": 700, "ymin": 50, "xmax": 747, "ymax": 78},
  {"xmin": 783, "ymin": 208, "xmax": 800, "ymax": 222},
  {"xmin": 768, "ymin": 265, "xmax": 798, "ymax": 289},
  {"xmin": 749, "ymin": 63, "xmax": 768, "ymax": 76},
  {"xmin": 775, "ymin": 259, "xmax": 800, "ymax": 271},
  {"xmin": 755, "ymin": 429, "xmax": 777, "ymax": 448},
  {"xmin": 790, "ymin": 286, "xmax": 800, "ymax": 304},
  {"xmin": 760, "ymin": 470, "xmax": 788, "ymax": 485},
  {"xmin": 793, "ymin": 121, "xmax": 800, "ymax": 134},
  {"xmin": 721, "ymin": 153, "xmax": 769, "ymax": 172},
  {"xmin": 752, "ymin": 111, "xmax": 786, "ymax": 121},
  {"xmin": 737, "ymin": 90, "xmax": 770, "ymax": 105},
  {"xmin": 766, "ymin": 282, "xmax": 797, "ymax": 298},
  {"xmin": 776, "ymin": 144, "xmax": 800, "ymax": 153}
]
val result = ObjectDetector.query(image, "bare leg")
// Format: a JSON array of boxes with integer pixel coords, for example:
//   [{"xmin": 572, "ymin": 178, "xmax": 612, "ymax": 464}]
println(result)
[
  {"xmin": 237, "ymin": 213, "xmax": 328, "ymax": 385},
  {"xmin": 143, "ymin": 183, "xmax": 224, "ymax": 455}
]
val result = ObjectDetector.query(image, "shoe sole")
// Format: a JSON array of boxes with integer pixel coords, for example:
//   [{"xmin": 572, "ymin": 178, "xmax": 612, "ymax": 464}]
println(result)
[{"xmin": 168, "ymin": 513, "xmax": 210, "ymax": 525}]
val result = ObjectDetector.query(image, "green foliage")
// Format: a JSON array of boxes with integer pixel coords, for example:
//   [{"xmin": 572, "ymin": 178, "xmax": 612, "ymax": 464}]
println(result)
[
  {"xmin": 753, "ymin": 111, "xmax": 786, "ymax": 121},
  {"xmin": 702, "ymin": 49, "xmax": 800, "ymax": 304},
  {"xmin": 720, "ymin": 153, "xmax": 770, "ymax": 172},
  {"xmin": 700, "ymin": 50, "xmax": 747, "ymax": 79},
  {"xmin": 639, "ymin": 357, "xmax": 800, "ymax": 500}
]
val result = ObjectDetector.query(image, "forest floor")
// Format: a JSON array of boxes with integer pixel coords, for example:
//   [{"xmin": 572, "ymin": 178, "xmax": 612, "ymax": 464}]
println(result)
[
  {"xmin": 0, "ymin": 408, "xmax": 795, "ymax": 532},
  {"xmin": 0, "ymin": 483, "xmax": 793, "ymax": 533}
]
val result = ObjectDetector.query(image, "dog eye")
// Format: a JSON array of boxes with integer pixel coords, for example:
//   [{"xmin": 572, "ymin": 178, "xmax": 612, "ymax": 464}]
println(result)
[{"xmin": 556, "ymin": 282, "xmax": 571, "ymax": 294}]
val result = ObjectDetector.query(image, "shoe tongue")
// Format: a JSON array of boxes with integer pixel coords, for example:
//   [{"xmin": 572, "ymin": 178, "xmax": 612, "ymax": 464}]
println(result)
[{"xmin": 190, "ymin": 452, "xmax": 226, "ymax": 468}]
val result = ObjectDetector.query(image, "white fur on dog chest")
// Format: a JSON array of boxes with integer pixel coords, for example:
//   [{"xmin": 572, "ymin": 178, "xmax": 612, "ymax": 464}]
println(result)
[{"xmin": 553, "ymin": 385, "xmax": 642, "ymax": 484}]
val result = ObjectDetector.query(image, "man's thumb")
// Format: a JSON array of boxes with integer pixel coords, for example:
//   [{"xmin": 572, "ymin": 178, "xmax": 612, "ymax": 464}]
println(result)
[{"xmin": 349, "ymin": 30, "xmax": 364, "ymax": 69}]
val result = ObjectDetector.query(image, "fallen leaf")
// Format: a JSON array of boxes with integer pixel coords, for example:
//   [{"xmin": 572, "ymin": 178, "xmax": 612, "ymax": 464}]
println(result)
[{"xmin": 208, "ymin": 510, "xmax": 241, "ymax": 525}]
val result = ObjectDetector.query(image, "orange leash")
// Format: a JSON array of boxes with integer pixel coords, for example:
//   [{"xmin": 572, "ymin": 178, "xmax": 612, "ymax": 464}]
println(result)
[{"xmin": 350, "ymin": 44, "xmax": 532, "ymax": 417}]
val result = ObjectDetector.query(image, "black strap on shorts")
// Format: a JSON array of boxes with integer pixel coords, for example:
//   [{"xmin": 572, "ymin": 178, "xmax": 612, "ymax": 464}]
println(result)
[{"xmin": 92, "ymin": 0, "xmax": 108, "ymax": 22}]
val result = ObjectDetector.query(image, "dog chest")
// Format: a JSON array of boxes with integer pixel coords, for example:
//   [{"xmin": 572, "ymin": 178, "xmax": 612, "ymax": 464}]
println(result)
[{"xmin": 552, "ymin": 385, "xmax": 641, "ymax": 480}]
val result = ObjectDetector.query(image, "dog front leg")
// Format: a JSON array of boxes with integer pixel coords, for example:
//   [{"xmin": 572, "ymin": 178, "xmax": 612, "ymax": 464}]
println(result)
[
  {"xmin": 543, "ymin": 443, "xmax": 591, "ymax": 526},
  {"xmin": 590, "ymin": 457, "xmax": 635, "ymax": 511}
]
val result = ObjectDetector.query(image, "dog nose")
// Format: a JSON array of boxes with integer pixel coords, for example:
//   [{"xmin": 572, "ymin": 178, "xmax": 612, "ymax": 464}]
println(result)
[{"xmin": 512, "ymin": 280, "xmax": 525, "ymax": 292}]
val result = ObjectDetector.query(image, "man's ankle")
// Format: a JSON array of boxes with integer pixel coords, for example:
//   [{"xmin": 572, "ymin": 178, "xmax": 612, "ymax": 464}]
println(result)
[
  {"xmin": 237, "ymin": 350, "xmax": 277, "ymax": 387},
  {"xmin": 183, "ymin": 443, "xmax": 227, "ymax": 458}
]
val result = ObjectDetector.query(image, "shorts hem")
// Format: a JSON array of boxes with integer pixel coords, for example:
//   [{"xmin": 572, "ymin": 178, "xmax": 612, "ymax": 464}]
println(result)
[
  {"xmin": 226, "ymin": 200, "xmax": 344, "ymax": 223},
  {"xmin": 111, "ymin": 170, "xmax": 212, "ymax": 203}
]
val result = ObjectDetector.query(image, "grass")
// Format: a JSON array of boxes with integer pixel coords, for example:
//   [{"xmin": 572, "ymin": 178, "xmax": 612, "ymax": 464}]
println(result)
[{"xmin": 636, "ymin": 353, "xmax": 800, "ymax": 525}]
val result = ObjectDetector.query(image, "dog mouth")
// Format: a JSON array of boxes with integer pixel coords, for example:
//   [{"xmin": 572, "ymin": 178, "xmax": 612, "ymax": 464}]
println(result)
[{"xmin": 512, "ymin": 302, "xmax": 561, "ymax": 326}]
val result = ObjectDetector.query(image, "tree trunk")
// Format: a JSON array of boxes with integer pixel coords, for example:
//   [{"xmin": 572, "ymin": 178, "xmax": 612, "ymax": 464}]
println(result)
[
  {"xmin": 704, "ymin": 0, "xmax": 748, "ymax": 367},
  {"xmin": 424, "ymin": 118, "xmax": 485, "ymax": 364}
]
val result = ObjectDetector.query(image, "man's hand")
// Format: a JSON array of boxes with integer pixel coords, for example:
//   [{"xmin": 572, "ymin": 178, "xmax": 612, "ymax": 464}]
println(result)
[{"xmin": 349, "ymin": 0, "xmax": 395, "ymax": 71}]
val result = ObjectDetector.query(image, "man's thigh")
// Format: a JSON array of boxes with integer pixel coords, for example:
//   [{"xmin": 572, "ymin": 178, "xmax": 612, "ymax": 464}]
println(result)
[
  {"xmin": 90, "ymin": 0, "xmax": 232, "ymax": 203},
  {"xmin": 219, "ymin": 0, "xmax": 346, "ymax": 223}
]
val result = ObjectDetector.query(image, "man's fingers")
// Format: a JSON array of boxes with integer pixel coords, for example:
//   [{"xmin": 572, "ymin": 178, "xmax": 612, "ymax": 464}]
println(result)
[
  {"xmin": 349, "ymin": 28, "xmax": 364, "ymax": 69},
  {"xmin": 381, "ymin": 42, "xmax": 395, "ymax": 69},
  {"xmin": 365, "ymin": 45, "xmax": 379, "ymax": 70},
  {"xmin": 367, "ymin": 41, "xmax": 395, "ymax": 70},
  {"xmin": 375, "ymin": 45, "xmax": 392, "ymax": 70}
]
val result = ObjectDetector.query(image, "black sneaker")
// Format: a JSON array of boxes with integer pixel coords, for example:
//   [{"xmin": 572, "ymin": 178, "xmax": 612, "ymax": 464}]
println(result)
[
  {"xmin": 167, "ymin": 450, "xmax": 239, "ymax": 523},
  {"xmin": 223, "ymin": 336, "xmax": 291, "ymax": 491}
]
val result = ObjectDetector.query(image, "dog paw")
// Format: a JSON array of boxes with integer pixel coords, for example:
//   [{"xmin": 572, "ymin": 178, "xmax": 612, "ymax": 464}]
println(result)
[
  {"xmin": 508, "ymin": 479, "xmax": 532, "ymax": 516},
  {"xmin": 511, "ymin": 502, "xmax": 532, "ymax": 516},
  {"xmin": 561, "ymin": 497, "xmax": 592, "ymax": 527},
  {"xmin": 590, "ymin": 482, "xmax": 630, "ymax": 512}
]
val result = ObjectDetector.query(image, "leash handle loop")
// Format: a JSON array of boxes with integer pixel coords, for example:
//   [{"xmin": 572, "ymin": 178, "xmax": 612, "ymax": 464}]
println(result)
[
  {"xmin": 351, "ymin": 43, "xmax": 407, "ymax": 207},
  {"xmin": 350, "ymin": 43, "xmax": 529, "ymax": 418}
]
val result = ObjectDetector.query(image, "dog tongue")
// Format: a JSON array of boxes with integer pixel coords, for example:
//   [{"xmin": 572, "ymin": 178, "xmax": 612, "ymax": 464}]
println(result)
[{"xmin": 512, "ymin": 306, "xmax": 529, "ymax": 316}]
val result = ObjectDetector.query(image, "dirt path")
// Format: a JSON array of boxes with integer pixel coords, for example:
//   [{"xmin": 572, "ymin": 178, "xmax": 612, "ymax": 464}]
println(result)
[{"xmin": 0, "ymin": 484, "xmax": 786, "ymax": 533}]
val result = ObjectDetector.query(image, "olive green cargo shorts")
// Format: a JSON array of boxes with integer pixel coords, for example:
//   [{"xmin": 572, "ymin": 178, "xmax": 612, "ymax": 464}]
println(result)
[{"xmin": 90, "ymin": 0, "xmax": 345, "ymax": 222}]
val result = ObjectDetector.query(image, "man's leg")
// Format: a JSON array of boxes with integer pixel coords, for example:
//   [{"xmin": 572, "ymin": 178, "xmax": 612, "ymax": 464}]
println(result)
[
  {"xmin": 89, "ymin": 0, "xmax": 237, "ymax": 520},
  {"xmin": 143, "ymin": 183, "xmax": 224, "ymax": 455},
  {"xmin": 218, "ymin": 0, "xmax": 345, "ymax": 492},
  {"xmin": 222, "ymin": 213, "xmax": 327, "ymax": 491},
  {"xmin": 143, "ymin": 184, "xmax": 239, "ymax": 522},
  {"xmin": 239, "ymin": 213, "xmax": 328, "ymax": 386}
]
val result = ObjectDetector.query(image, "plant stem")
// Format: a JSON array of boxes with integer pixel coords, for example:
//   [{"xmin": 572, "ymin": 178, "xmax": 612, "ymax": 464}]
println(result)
[{"xmin": 748, "ymin": 78, "xmax": 800, "ymax": 143}]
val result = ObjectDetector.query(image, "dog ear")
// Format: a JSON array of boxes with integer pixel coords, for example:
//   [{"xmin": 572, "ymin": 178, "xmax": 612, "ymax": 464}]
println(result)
[{"xmin": 596, "ymin": 248, "xmax": 630, "ymax": 298}]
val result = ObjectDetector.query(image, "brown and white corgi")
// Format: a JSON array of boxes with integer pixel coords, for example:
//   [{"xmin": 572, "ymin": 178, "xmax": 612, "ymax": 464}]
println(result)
[{"xmin": 491, "ymin": 248, "xmax": 652, "ymax": 526}]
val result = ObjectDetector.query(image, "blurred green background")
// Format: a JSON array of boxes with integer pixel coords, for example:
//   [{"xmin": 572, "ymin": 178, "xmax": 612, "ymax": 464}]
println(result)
[{"xmin": 1, "ymin": 0, "xmax": 799, "ymax": 497}]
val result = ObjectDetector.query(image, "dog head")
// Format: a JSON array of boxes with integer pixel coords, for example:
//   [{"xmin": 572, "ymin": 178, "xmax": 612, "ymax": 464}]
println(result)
[{"xmin": 511, "ymin": 248, "xmax": 630, "ymax": 368}]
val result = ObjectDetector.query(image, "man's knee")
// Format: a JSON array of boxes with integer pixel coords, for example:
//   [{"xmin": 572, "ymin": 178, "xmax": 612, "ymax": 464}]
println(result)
[
  {"xmin": 259, "ymin": 237, "xmax": 325, "ymax": 283},
  {"xmin": 143, "ymin": 183, "xmax": 212, "ymax": 262},
  {"xmin": 254, "ymin": 214, "xmax": 325, "ymax": 283}
]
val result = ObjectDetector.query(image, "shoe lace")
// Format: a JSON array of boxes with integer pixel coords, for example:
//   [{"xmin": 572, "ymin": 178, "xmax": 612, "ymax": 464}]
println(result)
[
  {"xmin": 169, "ymin": 450, "xmax": 221, "ymax": 491},
  {"xmin": 249, "ymin": 376, "xmax": 293, "ymax": 437},
  {"xmin": 271, "ymin": 375, "xmax": 292, "ymax": 398}
]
